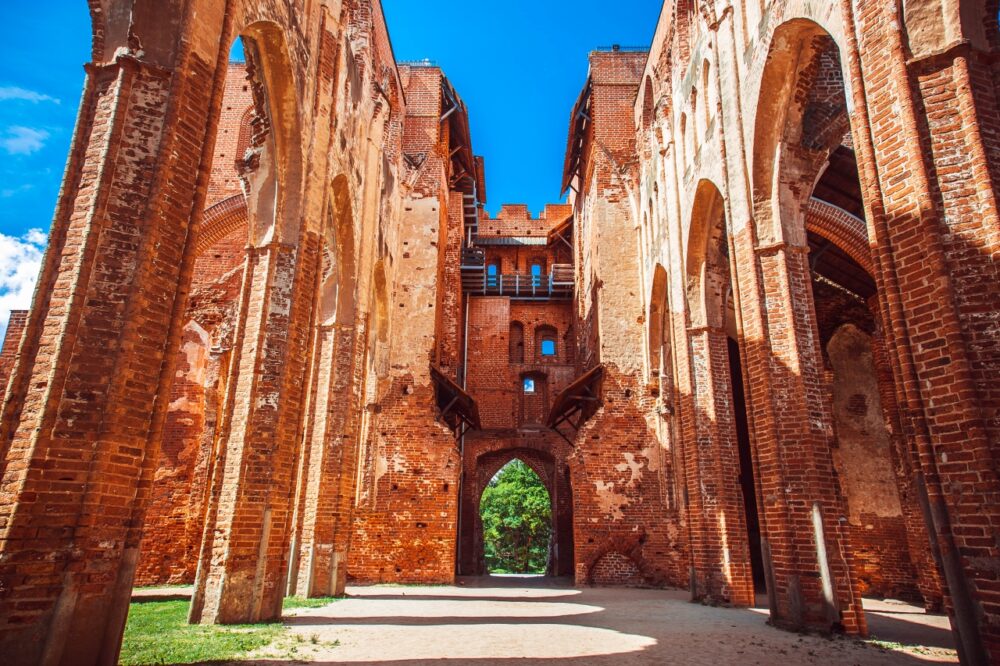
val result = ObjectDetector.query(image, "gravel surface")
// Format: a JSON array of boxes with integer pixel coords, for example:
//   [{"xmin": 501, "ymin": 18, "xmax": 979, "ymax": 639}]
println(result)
[{"xmin": 255, "ymin": 576, "xmax": 957, "ymax": 665}]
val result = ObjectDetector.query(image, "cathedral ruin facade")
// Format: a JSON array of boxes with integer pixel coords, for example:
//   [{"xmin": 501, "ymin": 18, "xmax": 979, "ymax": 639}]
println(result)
[{"xmin": 1, "ymin": 1, "xmax": 999, "ymax": 664}]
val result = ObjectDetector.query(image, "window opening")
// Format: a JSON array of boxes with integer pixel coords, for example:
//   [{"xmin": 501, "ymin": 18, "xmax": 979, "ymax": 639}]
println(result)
[{"xmin": 531, "ymin": 263, "xmax": 543, "ymax": 287}]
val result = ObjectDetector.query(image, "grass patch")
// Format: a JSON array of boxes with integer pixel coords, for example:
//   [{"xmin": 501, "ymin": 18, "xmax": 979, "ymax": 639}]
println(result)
[
  {"xmin": 120, "ymin": 600, "xmax": 284, "ymax": 666},
  {"xmin": 282, "ymin": 596, "xmax": 341, "ymax": 610}
]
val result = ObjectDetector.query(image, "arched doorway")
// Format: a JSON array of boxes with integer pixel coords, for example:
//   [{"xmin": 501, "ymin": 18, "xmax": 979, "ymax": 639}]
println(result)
[
  {"xmin": 480, "ymin": 459, "xmax": 552, "ymax": 575},
  {"xmin": 683, "ymin": 179, "xmax": 757, "ymax": 607},
  {"xmin": 459, "ymin": 444, "xmax": 574, "ymax": 578}
]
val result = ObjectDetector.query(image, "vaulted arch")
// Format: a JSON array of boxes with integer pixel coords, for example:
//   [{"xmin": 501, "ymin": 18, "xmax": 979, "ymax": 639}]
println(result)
[
  {"xmin": 751, "ymin": 19, "xmax": 851, "ymax": 246},
  {"xmin": 648, "ymin": 263, "xmax": 671, "ymax": 391},
  {"xmin": 237, "ymin": 22, "xmax": 304, "ymax": 245},
  {"xmin": 686, "ymin": 179, "xmax": 729, "ymax": 330},
  {"xmin": 319, "ymin": 175, "xmax": 358, "ymax": 325}
]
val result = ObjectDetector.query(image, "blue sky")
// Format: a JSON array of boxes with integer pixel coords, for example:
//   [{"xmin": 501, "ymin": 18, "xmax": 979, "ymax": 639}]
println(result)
[
  {"xmin": 382, "ymin": 0, "xmax": 661, "ymax": 215},
  {"xmin": 0, "ymin": 1, "xmax": 661, "ymax": 336}
]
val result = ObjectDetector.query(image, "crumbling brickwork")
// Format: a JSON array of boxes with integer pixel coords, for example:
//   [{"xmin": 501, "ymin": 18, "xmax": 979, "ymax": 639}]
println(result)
[
  {"xmin": 0, "ymin": 1, "xmax": 997, "ymax": 665},
  {"xmin": 134, "ymin": 64, "xmax": 254, "ymax": 587},
  {"xmin": 0, "ymin": 311, "xmax": 27, "ymax": 399},
  {"xmin": 623, "ymin": 0, "xmax": 1000, "ymax": 660}
]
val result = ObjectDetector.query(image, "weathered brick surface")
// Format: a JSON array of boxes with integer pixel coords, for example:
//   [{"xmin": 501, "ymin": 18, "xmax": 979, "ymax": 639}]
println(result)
[
  {"xmin": 134, "ymin": 65, "xmax": 254, "ymax": 586},
  {"xmin": 630, "ymin": 0, "xmax": 999, "ymax": 660},
  {"xmin": 0, "ymin": 10, "xmax": 225, "ymax": 660},
  {"xmin": 0, "ymin": 311, "xmax": 27, "ymax": 400},
  {"xmin": 1, "ymin": 2, "xmax": 998, "ymax": 664}
]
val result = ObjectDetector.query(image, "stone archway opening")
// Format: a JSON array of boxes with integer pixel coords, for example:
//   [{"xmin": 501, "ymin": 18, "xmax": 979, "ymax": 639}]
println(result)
[
  {"xmin": 747, "ymin": 16, "xmax": 945, "ymax": 634},
  {"xmin": 480, "ymin": 459, "xmax": 553, "ymax": 575},
  {"xmin": 133, "ymin": 31, "xmax": 273, "ymax": 594},
  {"xmin": 129, "ymin": 23, "xmax": 315, "ymax": 628},
  {"xmin": 460, "ymin": 444, "xmax": 574, "ymax": 579},
  {"xmin": 684, "ymin": 178, "xmax": 758, "ymax": 607}
]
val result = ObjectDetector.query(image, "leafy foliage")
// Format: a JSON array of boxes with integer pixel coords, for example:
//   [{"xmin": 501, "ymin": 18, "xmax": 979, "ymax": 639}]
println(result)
[{"xmin": 480, "ymin": 459, "xmax": 552, "ymax": 573}]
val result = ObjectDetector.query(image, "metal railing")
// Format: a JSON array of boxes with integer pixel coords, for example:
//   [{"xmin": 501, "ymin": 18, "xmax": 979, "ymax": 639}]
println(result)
[{"xmin": 460, "ymin": 271, "xmax": 574, "ymax": 300}]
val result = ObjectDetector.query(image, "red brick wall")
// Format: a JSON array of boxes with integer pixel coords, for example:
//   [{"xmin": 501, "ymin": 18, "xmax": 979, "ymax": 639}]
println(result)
[
  {"xmin": 135, "ymin": 227, "xmax": 246, "ymax": 585},
  {"xmin": 0, "ymin": 311, "xmax": 27, "ymax": 397},
  {"xmin": 816, "ymin": 289, "xmax": 921, "ymax": 602},
  {"xmin": 134, "ymin": 59, "xmax": 254, "ymax": 586},
  {"xmin": 206, "ymin": 63, "xmax": 254, "ymax": 208},
  {"xmin": 346, "ymin": 64, "xmax": 465, "ymax": 586},
  {"xmin": 591, "ymin": 551, "xmax": 644, "ymax": 586},
  {"xmin": 478, "ymin": 204, "xmax": 571, "ymax": 237},
  {"xmin": 571, "ymin": 370, "xmax": 689, "ymax": 588}
]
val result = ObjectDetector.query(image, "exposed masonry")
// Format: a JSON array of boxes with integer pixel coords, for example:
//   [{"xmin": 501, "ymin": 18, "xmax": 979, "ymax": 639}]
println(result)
[{"xmin": 0, "ymin": 2, "xmax": 998, "ymax": 665}]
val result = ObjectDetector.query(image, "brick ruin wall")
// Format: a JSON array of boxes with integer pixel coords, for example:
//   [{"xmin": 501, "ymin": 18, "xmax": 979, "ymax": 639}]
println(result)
[
  {"xmin": 133, "ymin": 65, "xmax": 254, "ymax": 586},
  {"xmin": 2, "ymin": 2, "xmax": 998, "ymax": 662},
  {"xmin": 812, "ymin": 282, "xmax": 922, "ymax": 602},
  {"xmin": 0, "ymin": 311, "xmax": 28, "ymax": 398},
  {"xmin": 457, "ymin": 223, "xmax": 578, "ymax": 576},
  {"xmin": 346, "ymin": 65, "xmax": 462, "ymax": 584}
]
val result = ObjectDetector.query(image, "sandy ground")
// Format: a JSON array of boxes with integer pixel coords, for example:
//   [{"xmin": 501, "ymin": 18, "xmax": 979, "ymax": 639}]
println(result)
[{"xmin": 235, "ymin": 576, "xmax": 957, "ymax": 665}]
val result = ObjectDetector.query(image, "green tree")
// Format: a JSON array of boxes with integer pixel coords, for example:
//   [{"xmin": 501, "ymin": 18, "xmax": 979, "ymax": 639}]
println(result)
[{"xmin": 480, "ymin": 459, "xmax": 552, "ymax": 573}]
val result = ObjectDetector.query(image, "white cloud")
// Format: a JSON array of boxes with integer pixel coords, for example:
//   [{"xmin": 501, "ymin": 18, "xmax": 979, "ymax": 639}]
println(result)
[
  {"xmin": 0, "ymin": 86, "xmax": 60, "ymax": 104},
  {"xmin": 0, "ymin": 228, "xmax": 46, "ymax": 342},
  {"xmin": 1, "ymin": 126, "xmax": 50, "ymax": 156}
]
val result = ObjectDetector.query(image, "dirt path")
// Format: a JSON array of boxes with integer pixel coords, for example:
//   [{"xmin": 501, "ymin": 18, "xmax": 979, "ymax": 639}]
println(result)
[{"xmin": 256, "ymin": 576, "xmax": 956, "ymax": 665}]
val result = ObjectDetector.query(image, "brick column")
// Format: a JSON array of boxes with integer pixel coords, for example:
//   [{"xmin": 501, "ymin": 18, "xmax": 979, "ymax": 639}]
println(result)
[
  {"xmin": 189, "ymin": 235, "xmax": 318, "ymax": 624},
  {"xmin": 181, "ymin": 346, "xmax": 233, "ymax": 582},
  {"xmin": 845, "ymin": 3, "xmax": 999, "ymax": 660},
  {"xmin": 291, "ymin": 321, "xmax": 360, "ymax": 597},
  {"xmin": 0, "ymin": 50, "xmax": 221, "ymax": 665},
  {"xmin": 868, "ymin": 301, "xmax": 945, "ymax": 610},
  {"xmin": 735, "ymin": 239, "xmax": 865, "ymax": 634},
  {"xmin": 686, "ymin": 326, "xmax": 754, "ymax": 606}
]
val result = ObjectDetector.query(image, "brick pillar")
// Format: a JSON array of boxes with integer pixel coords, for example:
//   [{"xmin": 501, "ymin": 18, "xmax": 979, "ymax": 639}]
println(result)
[
  {"xmin": 189, "ymin": 236, "xmax": 318, "ymax": 624},
  {"xmin": 0, "ymin": 49, "xmax": 222, "ymax": 665},
  {"xmin": 845, "ymin": 4, "xmax": 999, "ymax": 660},
  {"xmin": 736, "ymin": 240, "xmax": 865, "ymax": 635},
  {"xmin": 291, "ymin": 322, "xmax": 360, "ymax": 597},
  {"xmin": 0, "ymin": 310, "xmax": 27, "ymax": 398},
  {"xmin": 181, "ymin": 346, "xmax": 232, "ymax": 582},
  {"xmin": 868, "ymin": 301, "xmax": 945, "ymax": 610},
  {"xmin": 686, "ymin": 326, "xmax": 754, "ymax": 606}
]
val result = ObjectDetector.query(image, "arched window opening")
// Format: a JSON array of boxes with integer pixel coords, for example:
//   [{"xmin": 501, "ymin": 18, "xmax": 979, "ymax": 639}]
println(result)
[
  {"xmin": 691, "ymin": 88, "xmax": 700, "ymax": 147},
  {"xmin": 702, "ymin": 59, "xmax": 713, "ymax": 136},
  {"xmin": 487, "ymin": 261, "xmax": 500, "ymax": 287},
  {"xmin": 680, "ymin": 112, "xmax": 689, "ymax": 166},
  {"xmin": 648, "ymin": 264, "xmax": 672, "ymax": 394},
  {"xmin": 480, "ymin": 459, "xmax": 552, "ymax": 574},
  {"xmin": 510, "ymin": 321, "xmax": 525, "ymax": 364},
  {"xmin": 535, "ymin": 325, "xmax": 558, "ymax": 361},
  {"xmin": 641, "ymin": 76, "xmax": 655, "ymax": 131}
]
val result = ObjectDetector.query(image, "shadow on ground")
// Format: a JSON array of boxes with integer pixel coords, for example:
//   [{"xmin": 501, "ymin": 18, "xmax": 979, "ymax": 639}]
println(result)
[{"xmin": 194, "ymin": 575, "xmax": 956, "ymax": 665}]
